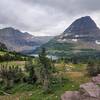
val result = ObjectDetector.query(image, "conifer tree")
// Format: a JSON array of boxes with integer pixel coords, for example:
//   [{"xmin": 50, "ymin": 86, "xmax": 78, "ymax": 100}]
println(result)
[
  {"xmin": 39, "ymin": 48, "xmax": 53, "ymax": 92},
  {"xmin": 25, "ymin": 58, "xmax": 37, "ymax": 84}
]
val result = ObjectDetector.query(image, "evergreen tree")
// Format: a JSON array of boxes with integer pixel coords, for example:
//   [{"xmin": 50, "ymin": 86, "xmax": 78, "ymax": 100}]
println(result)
[
  {"xmin": 25, "ymin": 58, "xmax": 37, "ymax": 84},
  {"xmin": 39, "ymin": 48, "xmax": 53, "ymax": 92},
  {"xmin": 87, "ymin": 61, "xmax": 98, "ymax": 76}
]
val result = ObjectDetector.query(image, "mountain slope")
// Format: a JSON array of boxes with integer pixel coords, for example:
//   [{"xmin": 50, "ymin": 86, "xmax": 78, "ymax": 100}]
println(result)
[
  {"xmin": 0, "ymin": 27, "xmax": 53, "ymax": 53},
  {"xmin": 38, "ymin": 16, "xmax": 100, "ymax": 56}
]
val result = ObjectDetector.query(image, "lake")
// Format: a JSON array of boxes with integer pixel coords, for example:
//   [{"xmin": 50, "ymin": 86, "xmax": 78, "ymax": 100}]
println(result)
[{"xmin": 30, "ymin": 54, "xmax": 58, "ymax": 60}]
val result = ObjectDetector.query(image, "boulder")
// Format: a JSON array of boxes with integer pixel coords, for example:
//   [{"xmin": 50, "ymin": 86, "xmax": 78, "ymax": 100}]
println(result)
[
  {"xmin": 80, "ymin": 82, "xmax": 100, "ymax": 100},
  {"xmin": 61, "ymin": 82, "xmax": 100, "ymax": 100},
  {"xmin": 92, "ymin": 74, "xmax": 100, "ymax": 85},
  {"xmin": 61, "ymin": 91, "xmax": 80, "ymax": 100}
]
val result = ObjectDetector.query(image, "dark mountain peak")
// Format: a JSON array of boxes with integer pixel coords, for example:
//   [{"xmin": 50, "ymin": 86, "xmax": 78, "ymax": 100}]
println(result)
[
  {"xmin": 73, "ymin": 16, "xmax": 96, "ymax": 27},
  {"xmin": 64, "ymin": 16, "xmax": 99, "ymax": 34},
  {"xmin": 0, "ymin": 27, "xmax": 25, "ymax": 36},
  {"xmin": 1, "ymin": 27, "xmax": 17, "ymax": 32},
  {"xmin": 79, "ymin": 16, "xmax": 91, "ymax": 20}
]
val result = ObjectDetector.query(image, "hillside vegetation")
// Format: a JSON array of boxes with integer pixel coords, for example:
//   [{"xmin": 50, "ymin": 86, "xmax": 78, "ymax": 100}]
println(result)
[{"xmin": 0, "ymin": 48, "xmax": 99, "ymax": 100}]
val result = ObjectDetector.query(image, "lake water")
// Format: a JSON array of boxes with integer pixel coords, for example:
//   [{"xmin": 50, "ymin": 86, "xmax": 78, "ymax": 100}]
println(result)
[{"xmin": 30, "ymin": 54, "xmax": 58, "ymax": 60}]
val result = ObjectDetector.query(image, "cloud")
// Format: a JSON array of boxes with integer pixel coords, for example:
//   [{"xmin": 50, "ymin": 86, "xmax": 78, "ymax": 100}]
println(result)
[
  {"xmin": 0, "ymin": 0, "xmax": 100, "ymax": 36},
  {"xmin": 22, "ymin": 0, "xmax": 100, "ymax": 15}
]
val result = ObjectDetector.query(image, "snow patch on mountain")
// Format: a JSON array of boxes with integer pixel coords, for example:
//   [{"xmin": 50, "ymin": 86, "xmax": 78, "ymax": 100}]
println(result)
[
  {"xmin": 72, "ymin": 39, "xmax": 78, "ymax": 42},
  {"xmin": 95, "ymin": 40, "xmax": 100, "ymax": 45}
]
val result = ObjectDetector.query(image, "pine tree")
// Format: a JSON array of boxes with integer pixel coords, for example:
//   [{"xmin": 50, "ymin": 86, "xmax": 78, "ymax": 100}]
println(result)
[
  {"xmin": 25, "ymin": 58, "xmax": 37, "ymax": 84},
  {"xmin": 39, "ymin": 48, "xmax": 53, "ymax": 92},
  {"xmin": 87, "ymin": 61, "xmax": 97, "ymax": 76}
]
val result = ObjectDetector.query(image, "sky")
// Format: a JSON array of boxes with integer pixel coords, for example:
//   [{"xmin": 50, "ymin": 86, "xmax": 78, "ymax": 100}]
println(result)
[{"xmin": 0, "ymin": 0, "xmax": 100, "ymax": 36}]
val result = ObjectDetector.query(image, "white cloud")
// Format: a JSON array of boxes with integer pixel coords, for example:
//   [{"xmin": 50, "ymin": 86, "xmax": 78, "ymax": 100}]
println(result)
[{"xmin": 0, "ymin": 0, "xmax": 100, "ymax": 36}]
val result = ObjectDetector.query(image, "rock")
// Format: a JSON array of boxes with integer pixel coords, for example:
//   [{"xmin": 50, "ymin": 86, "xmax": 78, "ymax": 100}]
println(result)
[
  {"xmin": 80, "ymin": 82, "xmax": 100, "ymax": 99},
  {"xmin": 61, "ymin": 91, "xmax": 80, "ymax": 100},
  {"xmin": 61, "ymin": 76, "xmax": 100, "ymax": 100},
  {"xmin": 92, "ymin": 74, "xmax": 100, "ymax": 85}
]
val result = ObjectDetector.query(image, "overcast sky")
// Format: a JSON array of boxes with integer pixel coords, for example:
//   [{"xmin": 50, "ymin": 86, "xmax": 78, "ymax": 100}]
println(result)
[{"xmin": 0, "ymin": 0, "xmax": 100, "ymax": 36}]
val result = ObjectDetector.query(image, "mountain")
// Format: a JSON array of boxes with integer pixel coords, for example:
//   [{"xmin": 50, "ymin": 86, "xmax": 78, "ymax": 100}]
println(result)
[
  {"xmin": 56, "ymin": 16, "xmax": 100, "ymax": 51},
  {"xmin": 0, "ymin": 27, "xmax": 53, "ymax": 53},
  {"xmin": 38, "ymin": 16, "xmax": 100, "ymax": 56},
  {"xmin": 60, "ymin": 16, "xmax": 100, "ymax": 43}
]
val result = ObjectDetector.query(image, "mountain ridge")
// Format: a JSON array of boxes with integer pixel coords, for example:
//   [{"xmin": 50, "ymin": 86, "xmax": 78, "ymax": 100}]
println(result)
[{"xmin": 0, "ymin": 27, "xmax": 53, "ymax": 53}]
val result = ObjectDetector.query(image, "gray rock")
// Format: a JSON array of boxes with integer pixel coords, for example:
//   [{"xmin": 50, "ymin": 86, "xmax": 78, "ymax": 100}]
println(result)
[
  {"xmin": 92, "ymin": 74, "xmax": 100, "ymax": 85},
  {"xmin": 61, "ymin": 80, "xmax": 100, "ymax": 100},
  {"xmin": 61, "ymin": 91, "xmax": 80, "ymax": 100},
  {"xmin": 80, "ymin": 82, "xmax": 100, "ymax": 100}
]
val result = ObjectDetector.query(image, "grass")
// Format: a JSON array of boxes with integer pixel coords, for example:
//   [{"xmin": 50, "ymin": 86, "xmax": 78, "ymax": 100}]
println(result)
[
  {"xmin": 0, "ymin": 75, "xmax": 90, "ymax": 100},
  {"xmin": 0, "ymin": 51, "xmax": 6, "ymax": 56},
  {"xmin": 0, "ymin": 72, "xmax": 90, "ymax": 100},
  {"xmin": 55, "ymin": 63, "xmax": 87, "ymax": 72},
  {"xmin": 29, "ymin": 83, "xmax": 79, "ymax": 100},
  {"xmin": 5, "ymin": 79, "xmax": 79, "ymax": 100},
  {"xmin": 0, "ymin": 61, "xmax": 25, "ymax": 68},
  {"xmin": 0, "ymin": 59, "xmax": 91, "ymax": 100}
]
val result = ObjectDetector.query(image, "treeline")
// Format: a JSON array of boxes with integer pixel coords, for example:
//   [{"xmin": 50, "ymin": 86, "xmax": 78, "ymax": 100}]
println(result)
[
  {"xmin": 0, "ymin": 42, "xmax": 7, "ymax": 50},
  {"xmin": 59, "ymin": 52, "xmax": 100, "ymax": 64},
  {"xmin": 87, "ymin": 60, "xmax": 100, "ymax": 76},
  {"xmin": 60, "ymin": 53, "xmax": 100, "ymax": 77},
  {"xmin": 0, "ymin": 52, "xmax": 28, "ymax": 62}
]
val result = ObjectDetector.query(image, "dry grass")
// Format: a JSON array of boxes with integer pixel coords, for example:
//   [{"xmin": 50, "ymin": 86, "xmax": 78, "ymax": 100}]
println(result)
[
  {"xmin": 0, "ymin": 92, "xmax": 32, "ymax": 100},
  {"xmin": 67, "ymin": 72, "xmax": 84, "ymax": 79},
  {"xmin": 0, "ymin": 61, "xmax": 25, "ymax": 68}
]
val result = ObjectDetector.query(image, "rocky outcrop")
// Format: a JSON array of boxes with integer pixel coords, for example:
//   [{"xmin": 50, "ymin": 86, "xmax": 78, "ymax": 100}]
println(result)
[{"xmin": 61, "ymin": 75, "xmax": 100, "ymax": 100}]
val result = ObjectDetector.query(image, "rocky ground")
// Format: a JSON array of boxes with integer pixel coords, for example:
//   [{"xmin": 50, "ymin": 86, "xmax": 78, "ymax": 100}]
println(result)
[{"xmin": 61, "ymin": 74, "xmax": 100, "ymax": 100}]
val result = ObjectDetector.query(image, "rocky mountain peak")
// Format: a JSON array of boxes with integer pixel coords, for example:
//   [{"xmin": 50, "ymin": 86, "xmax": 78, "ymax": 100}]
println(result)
[{"xmin": 63, "ymin": 16, "xmax": 99, "ymax": 34}]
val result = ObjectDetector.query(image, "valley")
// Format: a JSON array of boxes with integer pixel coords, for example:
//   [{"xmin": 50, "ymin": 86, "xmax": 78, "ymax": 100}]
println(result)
[
  {"xmin": 0, "ymin": 16, "xmax": 100, "ymax": 100},
  {"xmin": 1, "ymin": 0, "xmax": 100, "ymax": 99}
]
